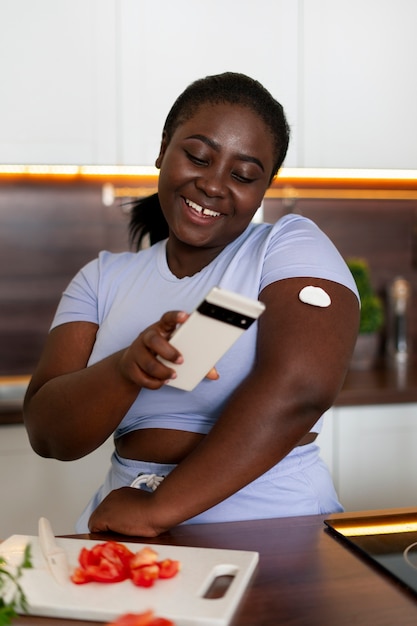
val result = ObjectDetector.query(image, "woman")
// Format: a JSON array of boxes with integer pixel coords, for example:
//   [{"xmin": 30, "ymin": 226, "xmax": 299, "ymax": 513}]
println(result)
[{"xmin": 23, "ymin": 72, "xmax": 360, "ymax": 536}]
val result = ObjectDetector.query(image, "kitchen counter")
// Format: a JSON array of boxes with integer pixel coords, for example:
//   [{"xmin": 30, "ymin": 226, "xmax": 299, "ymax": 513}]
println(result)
[
  {"xmin": 0, "ymin": 375, "xmax": 29, "ymax": 425},
  {"xmin": 336, "ymin": 357, "xmax": 417, "ymax": 406},
  {"xmin": 9, "ymin": 508, "xmax": 417, "ymax": 625}
]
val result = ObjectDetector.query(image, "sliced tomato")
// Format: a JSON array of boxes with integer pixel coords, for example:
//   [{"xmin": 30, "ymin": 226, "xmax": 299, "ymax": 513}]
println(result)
[
  {"xmin": 75, "ymin": 542, "xmax": 132, "ymax": 583},
  {"xmin": 72, "ymin": 542, "xmax": 180, "ymax": 589},
  {"xmin": 156, "ymin": 559, "xmax": 180, "ymax": 579},
  {"xmin": 131, "ymin": 563, "xmax": 160, "ymax": 587},
  {"xmin": 85, "ymin": 561, "xmax": 127, "ymax": 583},
  {"xmin": 106, "ymin": 611, "xmax": 175, "ymax": 626},
  {"xmin": 102, "ymin": 541, "xmax": 135, "ymax": 566},
  {"xmin": 129, "ymin": 546, "xmax": 159, "ymax": 569},
  {"xmin": 77, "ymin": 546, "xmax": 89, "ymax": 569},
  {"xmin": 106, "ymin": 610, "xmax": 157, "ymax": 625},
  {"xmin": 71, "ymin": 565, "xmax": 92, "ymax": 584}
]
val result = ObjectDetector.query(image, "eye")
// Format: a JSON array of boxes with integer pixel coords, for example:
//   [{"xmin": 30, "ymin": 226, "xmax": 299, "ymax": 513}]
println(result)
[
  {"xmin": 232, "ymin": 171, "xmax": 255, "ymax": 184},
  {"xmin": 184, "ymin": 150, "xmax": 208, "ymax": 166}
]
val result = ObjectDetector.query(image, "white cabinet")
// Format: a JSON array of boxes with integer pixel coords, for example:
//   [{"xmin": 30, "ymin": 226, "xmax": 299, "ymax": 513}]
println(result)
[
  {"xmin": 0, "ymin": 424, "xmax": 114, "ymax": 538},
  {"xmin": 0, "ymin": 0, "xmax": 117, "ymax": 164},
  {"xmin": 301, "ymin": 1, "xmax": 417, "ymax": 168},
  {"xmin": 2, "ymin": 1, "xmax": 416, "ymax": 168},
  {"xmin": 318, "ymin": 403, "xmax": 417, "ymax": 512},
  {"xmin": 0, "ymin": 0, "xmax": 300, "ymax": 166},
  {"xmin": 117, "ymin": 0, "xmax": 300, "ymax": 166}
]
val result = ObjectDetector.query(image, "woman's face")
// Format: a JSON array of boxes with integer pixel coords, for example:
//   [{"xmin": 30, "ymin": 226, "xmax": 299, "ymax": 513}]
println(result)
[{"xmin": 156, "ymin": 103, "xmax": 275, "ymax": 256}]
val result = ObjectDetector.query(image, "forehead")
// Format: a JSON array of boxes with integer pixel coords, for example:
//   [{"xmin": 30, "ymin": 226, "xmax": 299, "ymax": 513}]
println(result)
[
  {"xmin": 179, "ymin": 101, "xmax": 267, "ymax": 130},
  {"xmin": 174, "ymin": 102, "xmax": 274, "ymax": 153}
]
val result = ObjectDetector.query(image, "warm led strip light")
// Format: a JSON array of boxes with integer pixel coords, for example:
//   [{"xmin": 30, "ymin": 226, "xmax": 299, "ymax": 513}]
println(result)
[
  {"xmin": 0, "ymin": 164, "xmax": 159, "ymax": 177},
  {"xmin": 0, "ymin": 165, "xmax": 415, "ymax": 181},
  {"xmin": 335, "ymin": 521, "xmax": 417, "ymax": 537},
  {"xmin": 277, "ymin": 168, "xmax": 417, "ymax": 182}
]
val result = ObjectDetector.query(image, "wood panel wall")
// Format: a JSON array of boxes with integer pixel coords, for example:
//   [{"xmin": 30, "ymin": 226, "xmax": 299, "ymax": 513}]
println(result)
[
  {"xmin": 1, "ymin": 182, "xmax": 416, "ymax": 375},
  {"xmin": 0, "ymin": 183, "xmax": 130, "ymax": 375}
]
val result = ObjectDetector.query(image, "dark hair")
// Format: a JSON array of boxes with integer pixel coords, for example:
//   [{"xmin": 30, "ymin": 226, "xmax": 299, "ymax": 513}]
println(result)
[{"xmin": 129, "ymin": 72, "xmax": 290, "ymax": 250}]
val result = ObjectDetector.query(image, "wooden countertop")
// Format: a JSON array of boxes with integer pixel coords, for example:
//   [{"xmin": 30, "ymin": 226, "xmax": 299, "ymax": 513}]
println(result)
[
  {"xmin": 336, "ymin": 358, "xmax": 417, "ymax": 406},
  {"xmin": 8, "ymin": 508, "xmax": 417, "ymax": 625}
]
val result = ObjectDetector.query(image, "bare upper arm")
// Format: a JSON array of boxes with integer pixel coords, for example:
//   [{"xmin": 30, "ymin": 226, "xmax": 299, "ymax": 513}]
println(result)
[
  {"xmin": 257, "ymin": 277, "xmax": 360, "ymax": 409},
  {"xmin": 25, "ymin": 321, "xmax": 99, "ymax": 401}
]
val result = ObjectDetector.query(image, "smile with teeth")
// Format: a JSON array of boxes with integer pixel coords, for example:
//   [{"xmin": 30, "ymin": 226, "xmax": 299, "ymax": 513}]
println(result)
[{"xmin": 185, "ymin": 198, "xmax": 221, "ymax": 218}]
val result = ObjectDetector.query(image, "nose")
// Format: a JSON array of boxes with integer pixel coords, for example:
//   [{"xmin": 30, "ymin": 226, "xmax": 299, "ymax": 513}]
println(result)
[{"xmin": 195, "ymin": 166, "xmax": 227, "ymax": 198}]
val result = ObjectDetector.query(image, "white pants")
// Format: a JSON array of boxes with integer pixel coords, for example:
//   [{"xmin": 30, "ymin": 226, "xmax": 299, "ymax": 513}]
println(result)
[{"xmin": 75, "ymin": 442, "xmax": 342, "ymax": 533}]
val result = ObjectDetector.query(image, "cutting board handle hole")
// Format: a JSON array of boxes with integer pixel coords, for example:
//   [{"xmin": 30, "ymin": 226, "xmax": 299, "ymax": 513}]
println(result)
[
  {"xmin": 200, "ymin": 564, "xmax": 238, "ymax": 599},
  {"xmin": 203, "ymin": 574, "xmax": 235, "ymax": 599}
]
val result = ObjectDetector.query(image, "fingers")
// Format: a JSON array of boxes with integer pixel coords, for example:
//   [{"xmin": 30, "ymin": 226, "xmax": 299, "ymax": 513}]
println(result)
[
  {"xmin": 88, "ymin": 488, "xmax": 157, "ymax": 536},
  {"xmin": 118, "ymin": 310, "xmax": 220, "ymax": 390},
  {"xmin": 118, "ymin": 311, "xmax": 188, "ymax": 389},
  {"xmin": 205, "ymin": 367, "xmax": 219, "ymax": 381}
]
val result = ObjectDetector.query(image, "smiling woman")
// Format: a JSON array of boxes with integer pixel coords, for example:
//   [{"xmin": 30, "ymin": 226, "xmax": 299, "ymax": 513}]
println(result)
[
  {"xmin": 23, "ymin": 72, "xmax": 360, "ymax": 538},
  {"xmin": 154, "ymin": 102, "xmax": 276, "ymax": 276}
]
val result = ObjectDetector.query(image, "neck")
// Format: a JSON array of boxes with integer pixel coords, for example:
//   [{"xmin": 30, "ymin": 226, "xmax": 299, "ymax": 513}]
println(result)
[{"xmin": 165, "ymin": 238, "xmax": 225, "ymax": 278}]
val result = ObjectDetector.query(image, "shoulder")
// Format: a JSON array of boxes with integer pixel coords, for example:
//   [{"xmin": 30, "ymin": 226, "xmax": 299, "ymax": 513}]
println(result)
[
  {"xmin": 256, "ymin": 214, "xmax": 359, "ymax": 299},
  {"xmin": 269, "ymin": 213, "xmax": 325, "ymax": 238},
  {"xmin": 240, "ymin": 214, "xmax": 320, "ymax": 243},
  {"xmin": 83, "ymin": 246, "xmax": 158, "ymax": 281}
]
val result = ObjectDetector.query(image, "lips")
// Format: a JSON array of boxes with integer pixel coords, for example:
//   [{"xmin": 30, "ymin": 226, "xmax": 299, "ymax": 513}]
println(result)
[{"xmin": 185, "ymin": 198, "xmax": 221, "ymax": 218}]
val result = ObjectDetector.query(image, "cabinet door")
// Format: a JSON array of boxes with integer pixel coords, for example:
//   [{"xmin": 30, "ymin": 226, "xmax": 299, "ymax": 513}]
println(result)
[
  {"xmin": 316, "ymin": 408, "xmax": 335, "ymax": 472},
  {"xmin": 0, "ymin": 425, "xmax": 114, "ymax": 537},
  {"xmin": 332, "ymin": 404, "xmax": 417, "ymax": 511},
  {"xmin": 301, "ymin": 1, "xmax": 417, "ymax": 168},
  {"xmin": 117, "ymin": 0, "xmax": 300, "ymax": 166},
  {"xmin": 0, "ymin": 0, "xmax": 117, "ymax": 164}
]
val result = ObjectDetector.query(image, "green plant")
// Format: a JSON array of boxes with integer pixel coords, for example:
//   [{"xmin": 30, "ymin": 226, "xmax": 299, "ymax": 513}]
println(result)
[
  {"xmin": 0, "ymin": 543, "xmax": 32, "ymax": 625},
  {"xmin": 347, "ymin": 258, "xmax": 384, "ymax": 334}
]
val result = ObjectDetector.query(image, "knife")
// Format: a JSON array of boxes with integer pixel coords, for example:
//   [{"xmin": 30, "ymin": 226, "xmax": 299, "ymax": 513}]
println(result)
[{"xmin": 38, "ymin": 517, "xmax": 69, "ymax": 585}]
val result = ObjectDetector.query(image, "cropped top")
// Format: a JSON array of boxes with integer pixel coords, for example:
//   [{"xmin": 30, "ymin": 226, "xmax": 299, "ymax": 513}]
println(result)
[{"xmin": 51, "ymin": 214, "xmax": 359, "ymax": 440}]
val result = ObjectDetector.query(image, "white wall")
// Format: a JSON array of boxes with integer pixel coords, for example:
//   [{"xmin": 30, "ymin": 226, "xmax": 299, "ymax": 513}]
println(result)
[{"xmin": 0, "ymin": 0, "xmax": 416, "ymax": 168}]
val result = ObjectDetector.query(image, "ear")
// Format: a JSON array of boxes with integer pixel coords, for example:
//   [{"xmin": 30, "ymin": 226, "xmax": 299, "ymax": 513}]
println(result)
[{"xmin": 155, "ymin": 131, "xmax": 169, "ymax": 169}]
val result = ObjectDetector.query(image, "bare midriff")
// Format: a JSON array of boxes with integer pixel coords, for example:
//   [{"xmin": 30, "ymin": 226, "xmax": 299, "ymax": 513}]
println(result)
[
  {"xmin": 115, "ymin": 428, "xmax": 318, "ymax": 464},
  {"xmin": 115, "ymin": 428, "xmax": 206, "ymax": 463}
]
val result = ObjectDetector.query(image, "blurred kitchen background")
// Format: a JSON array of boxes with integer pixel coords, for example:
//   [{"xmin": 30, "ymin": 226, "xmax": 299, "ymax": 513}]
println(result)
[{"xmin": 0, "ymin": 0, "xmax": 416, "ymax": 536}]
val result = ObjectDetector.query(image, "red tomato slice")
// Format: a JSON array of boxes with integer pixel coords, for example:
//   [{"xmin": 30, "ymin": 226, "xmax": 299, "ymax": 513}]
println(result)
[
  {"xmin": 79, "ymin": 541, "xmax": 135, "ymax": 583},
  {"xmin": 131, "ymin": 563, "xmax": 160, "ymax": 587},
  {"xmin": 106, "ymin": 611, "xmax": 175, "ymax": 626},
  {"xmin": 78, "ymin": 546, "xmax": 94, "ymax": 569},
  {"xmin": 102, "ymin": 541, "xmax": 135, "ymax": 566},
  {"xmin": 156, "ymin": 559, "xmax": 180, "ymax": 579},
  {"xmin": 129, "ymin": 546, "xmax": 159, "ymax": 569},
  {"xmin": 85, "ymin": 561, "xmax": 127, "ymax": 583},
  {"xmin": 71, "ymin": 566, "xmax": 92, "ymax": 584},
  {"xmin": 72, "ymin": 542, "xmax": 180, "ymax": 589},
  {"xmin": 106, "ymin": 610, "xmax": 157, "ymax": 625}
]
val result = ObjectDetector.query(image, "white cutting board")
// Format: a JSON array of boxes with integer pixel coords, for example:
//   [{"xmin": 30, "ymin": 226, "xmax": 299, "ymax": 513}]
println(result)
[{"xmin": 0, "ymin": 534, "xmax": 258, "ymax": 625}]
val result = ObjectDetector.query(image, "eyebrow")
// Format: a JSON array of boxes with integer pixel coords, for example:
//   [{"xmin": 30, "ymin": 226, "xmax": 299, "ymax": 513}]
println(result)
[{"xmin": 186, "ymin": 134, "xmax": 265, "ymax": 173}]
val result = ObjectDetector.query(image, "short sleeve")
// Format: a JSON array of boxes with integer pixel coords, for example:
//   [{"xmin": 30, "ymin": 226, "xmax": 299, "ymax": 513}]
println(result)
[
  {"xmin": 50, "ymin": 258, "xmax": 100, "ymax": 330},
  {"xmin": 260, "ymin": 215, "xmax": 359, "ymax": 300}
]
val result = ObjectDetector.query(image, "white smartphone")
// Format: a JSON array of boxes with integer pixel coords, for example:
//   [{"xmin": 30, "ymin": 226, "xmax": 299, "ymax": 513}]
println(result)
[{"xmin": 158, "ymin": 286, "xmax": 266, "ymax": 391}]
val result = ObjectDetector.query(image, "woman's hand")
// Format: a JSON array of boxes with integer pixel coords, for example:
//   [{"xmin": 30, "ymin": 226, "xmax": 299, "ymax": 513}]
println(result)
[
  {"xmin": 118, "ymin": 310, "xmax": 187, "ymax": 389},
  {"xmin": 88, "ymin": 487, "xmax": 163, "ymax": 537},
  {"xmin": 118, "ymin": 311, "xmax": 219, "ymax": 390}
]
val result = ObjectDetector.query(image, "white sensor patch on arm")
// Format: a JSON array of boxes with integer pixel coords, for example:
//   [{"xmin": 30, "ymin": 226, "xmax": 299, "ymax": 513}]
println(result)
[{"xmin": 299, "ymin": 285, "xmax": 331, "ymax": 308}]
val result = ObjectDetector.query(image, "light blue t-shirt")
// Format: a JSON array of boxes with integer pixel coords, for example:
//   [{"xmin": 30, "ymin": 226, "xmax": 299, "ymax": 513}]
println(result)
[{"xmin": 51, "ymin": 215, "xmax": 358, "ymax": 439}]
